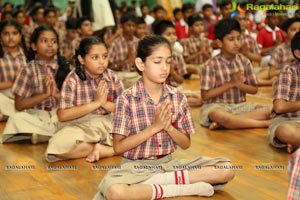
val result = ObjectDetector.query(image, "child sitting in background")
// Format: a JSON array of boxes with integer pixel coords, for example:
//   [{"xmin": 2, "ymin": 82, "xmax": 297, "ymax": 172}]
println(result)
[
  {"xmin": 0, "ymin": 20, "xmax": 28, "ymax": 121},
  {"xmin": 258, "ymin": 18, "xmax": 300, "ymax": 86},
  {"xmin": 46, "ymin": 37, "xmax": 124, "ymax": 162},
  {"xmin": 180, "ymin": 14, "xmax": 212, "ymax": 68},
  {"xmin": 1, "ymin": 25, "xmax": 70, "ymax": 144},
  {"xmin": 267, "ymin": 31, "xmax": 300, "ymax": 153},
  {"xmin": 200, "ymin": 19, "xmax": 271, "ymax": 130},
  {"xmin": 153, "ymin": 20, "xmax": 202, "ymax": 106}
]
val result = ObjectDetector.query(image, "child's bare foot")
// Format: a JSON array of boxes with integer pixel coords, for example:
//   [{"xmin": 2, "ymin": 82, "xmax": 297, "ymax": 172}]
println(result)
[
  {"xmin": 86, "ymin": 143, "xmax": 114, "ymax": 162},
  {"xmin": 209, "ymin": 122, "xmax": 220, "ymax": 130}
]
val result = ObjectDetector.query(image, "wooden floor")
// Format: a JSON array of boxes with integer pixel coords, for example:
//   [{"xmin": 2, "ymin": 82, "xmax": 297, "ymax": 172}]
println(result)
[{"xmin": 0, "ymin": 77, "xmax": 290, "ymax": 200}]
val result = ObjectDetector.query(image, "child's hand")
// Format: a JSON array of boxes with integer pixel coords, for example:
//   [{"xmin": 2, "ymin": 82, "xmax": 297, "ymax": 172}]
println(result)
[
  {"xmin": 274, "ymin": 35, "xmax": 282, "ymax": 47},
  {"xmin": 240, "ymin": 42, "xmax": 250, "ymax": 55},
  {"xmin": 94, "ymin": 80, "xmax": 108, "ymax": 107},
  {"xmin": 153, "ymin": 102, "xmax": 172, "ymax": 132},
  {"xmin": 45, "ymin": 74, "xmax": 53, "ymax": 97},
  {"xmin": 127, "ymin": 47, "xmax": 135, "ymax": 63},
  {"xmin": 230, "ymin": 71, "xmax": 245, "ymax": 87}
]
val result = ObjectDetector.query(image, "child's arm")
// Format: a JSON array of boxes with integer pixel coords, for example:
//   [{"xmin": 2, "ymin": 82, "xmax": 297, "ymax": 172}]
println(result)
[
  {"xmin": 58, "ymin": 80, "xmax": 114, "ymax": 122},
  {"xmin": 0, "ymin": 80, "xmax": 13, "ymax": 90},
  {"xmin": 113, "ymin": 102, "xmax": 190, "ymax": 155},
  {"xmin": 273, "ymin": 99, "xmax": 300, "ymax": 114},
  {"xmin": 240, "ymin": 43, "xmax": 262, "ymax": 63},
  {"xmin": 111, "ymin": 47, "xmax": 135, "ymax": 71},
  {"xmin": 169, "ymin": 64, "xmax": 184, "ymax": 84},
  {"xmin": 202, "ymin": 72, "xmax": 242, "ymax": 100},
  {"xmin": 269, "ymin": 66, "xmax": 281, "ymax": 79},
  {"xmin": 15, "ymin": 75, "xmax": 53, "ymax": 111}
]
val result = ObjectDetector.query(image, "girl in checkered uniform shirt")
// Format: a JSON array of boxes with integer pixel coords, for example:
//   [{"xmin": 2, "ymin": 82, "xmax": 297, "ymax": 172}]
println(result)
[
  {"xmin": 45, "ymin": 37, "xmax": 124, "ymax": 163},
  {"xmin": 1, "ymin": 25, "xmax": 70, "ymax": 144},
  {"xmin": 0, "ymin": 20, "xmax": 28, "ymax": 121}
]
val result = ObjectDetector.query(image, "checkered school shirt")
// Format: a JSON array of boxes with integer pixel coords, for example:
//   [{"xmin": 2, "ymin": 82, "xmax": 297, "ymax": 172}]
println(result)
[
  {"xmin": 287, "ymin": 150, "xmax": 300, "ymax": 200},
  {"xmin": 0, "ymin": 47, "xmax": 27, "ymax": 82},
  {"xmin": 241, "ymin": 32, "xmax": 260, "ymax": 55},
  {"xmin": 108, "ymin": 34, "xmax": 139, "ymax": 71},
  {"xmin": 272, "ymin": 61, "xmax": 300, "ymax": 118},
  {"xmin": 269, "ymin": 42, "xmax": 293, "ymax": 69},
  {"xmin": 167, "ymin": 51, "xmax": 187, "ymax": 87},
  {"xmin": 111, "ymin": 79, "xmax": 195, "ymax": 160},
  {"xmin": 59, "ymin": 68, "xmax": 124, "ymax": 115},
  {"xmin": 12, "ymin": 59, "xmax": 59, "ymax": 110},
  {"xmin": 201, "ymin": 53, "xmax": 258, "ymax": 104},
  {"xmin": 180, "ymin": 36, "xmax": 212, "ymax": 65}
]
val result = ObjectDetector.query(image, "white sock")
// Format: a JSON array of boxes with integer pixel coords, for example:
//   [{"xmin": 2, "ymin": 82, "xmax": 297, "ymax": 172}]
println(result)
[
  {"xmin": 142, "ymin": 170, "xmax": 190, "ymax": 184},
  {"xmin": 150, "ymin": 182, "xmax": 214, "ymax": 199}
]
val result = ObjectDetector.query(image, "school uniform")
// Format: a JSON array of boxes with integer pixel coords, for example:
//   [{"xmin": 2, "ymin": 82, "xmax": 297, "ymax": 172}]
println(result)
[
  {"xmin": 288, "ymin": 148, "xmax": 300, "ymax": 200},
  {"xmin": 108, "ymin": 34, "xmax": 140, "ymax": 87},
  {"xmin": 61, "ymin": 35, "xmax": 78, "ymax": 61},
  {"xmin": 167, "ymin": 51, "xmax": 187, "ymax": 87},
  {"xmin": 241, "ymin": 30, "xmax": 260, "ymax": 55},
  {"xmin": 267, "ymin": 61, "xmax": 300, "ymax": 148},
  {"xmin": 179, "ymin": 35, "xmax": 212, "ymax": 65},
  {"xmin": 256, "ymin": 25, "xmax": 285, "ymax": 51},
  {"xmin": 108, "ymin": 34, "xmax": 139, "ymax": 72},
  {"xmin": 268, "ymin": 42, "xmax": 293, "ymax": 69},
  {"xmin": 1, "ymin": 59, "xmax": 59, "ymax": 143},
  {"xmin": 0, "ymin": 47, "xmax": 27, "ymax": 116},
  {"xmin": 45, "ymin": 69, "xmax": 124, "ymax": 162},
  {"xmin": 200, "ymin": 53, "xmax": 262, "ymax": 127},
  {"xmin": 93, "ymin": 79, "xmax": 230, "ymax": 199}
]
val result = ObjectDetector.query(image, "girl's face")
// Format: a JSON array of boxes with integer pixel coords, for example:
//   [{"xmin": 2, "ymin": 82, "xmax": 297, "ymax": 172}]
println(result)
[
  {"xmin": 32, "ymin": 30, "xmax": 58, "ymax": 60},
  {"xmin": 0, "ymin": 25, "xmax": 22, "ymax": 49},
  {"xmin": 139, "ymin": 44, "xmax": 172, "ymax": 84},
  {"xmin": 162, "ymin": 27, "xmax": 177, "ymax": 45},
  {"xmin": 79, "ymin": 44, "xmax": 108, "ymax": 78}
]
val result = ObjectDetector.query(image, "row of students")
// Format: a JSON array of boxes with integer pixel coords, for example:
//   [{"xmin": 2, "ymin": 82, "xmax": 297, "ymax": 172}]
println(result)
[
  {"xmin": 0, "ymin": 22, "xmax": 236, "ymax": 198},
  {"xmin": 0, "ymin": 18, "xmax": 299, "ymax": 199}
]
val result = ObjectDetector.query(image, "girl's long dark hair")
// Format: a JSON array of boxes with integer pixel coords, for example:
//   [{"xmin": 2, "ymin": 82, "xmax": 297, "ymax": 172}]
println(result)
[
  {"xmin": 0, "ymin": 19, "xmax": 28, "ymax": 58},
  {"xmin": 28, "ymin": 25, "xmax": 70, "ymax": 90}
]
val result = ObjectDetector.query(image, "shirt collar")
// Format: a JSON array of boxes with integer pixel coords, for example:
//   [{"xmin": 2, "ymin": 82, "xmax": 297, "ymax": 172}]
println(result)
[
  {"xmin": 132, "ymin": 78, "xmax": 176, "ymax": 99},
  {"xmin": 265, "ymin": 25, "xmax": 280, "ymax": 32},
  {"xmin": 3, "ymin": 46, "xmax": 25, "ymax": 57},
  {"xmin": 84, "ymin": 68, "xmax": 110, "ymax": 82},
  {"xmin": 36, "ymin": 59, "xmax": 58, "ymax": 69}
]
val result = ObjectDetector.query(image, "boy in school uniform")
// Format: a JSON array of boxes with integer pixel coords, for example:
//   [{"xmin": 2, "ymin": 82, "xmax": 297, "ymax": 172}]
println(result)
[
  {"xmin": 288, "ymin": 148, "xmax": 300, "ymax": 199},
  {"xmin": 108, "ymin": 13, "xmax": 139, "ymax": 72},
  {"xmin": 268, "ymin": 18, "xmax": 300, "ymax": 79},
  {"xmin": 72, "ymin": 16, "xmax": 94, "ymax": 51},
  {"xmin": 267, "ymin": 31, "xmax": 300, "ymax": 153},
  {"xmin": 256, "ymin": 9, "xmax": 285, "ymax": 67},
  {"xmin": 200, "ymin": 19, "xmax": 271, "ymax": 130},
  {"xmin": 180, "ymin": 14, "xmax": 212, "ymax": 67},
  {"xmin": 60, "ymin": 18, "xmax": 78, "ymax": 61},
  {"xmin": 175, "ymin": 3, "xmax": 195, "ymax": 40},
  {"xmin": 230, "ymin": 11, "xmax": 261, "ymax": 64}
]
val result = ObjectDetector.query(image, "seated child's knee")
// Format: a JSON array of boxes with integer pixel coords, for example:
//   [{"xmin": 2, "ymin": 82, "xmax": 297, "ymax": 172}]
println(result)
[
  {"xmin": 216, "ymin": 162, "xmax": 235, "ymax": 182},
  {"xmin": 209, "ymin": 109, "xmax": 227, "ymax": 123},
  {"xmin": 106, "ymin": 184, "xmax": 126, "ymax": 200},
  {"xmin": 276, "ymin": 124, "xmax": 298, "ymax": 141}
]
